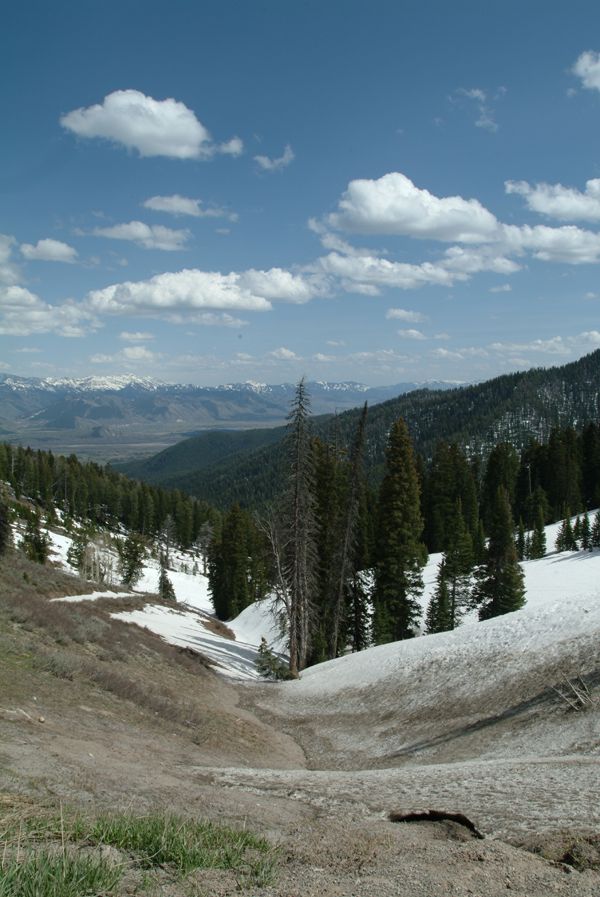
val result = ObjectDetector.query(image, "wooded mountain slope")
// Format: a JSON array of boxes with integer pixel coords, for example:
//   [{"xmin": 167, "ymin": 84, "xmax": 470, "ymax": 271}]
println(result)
[{"xmin": 121, "ymin": 350, "xmax": 600, "ymax": 509}]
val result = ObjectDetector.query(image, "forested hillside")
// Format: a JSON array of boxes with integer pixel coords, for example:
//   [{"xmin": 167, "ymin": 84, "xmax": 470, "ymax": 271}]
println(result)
[{"xmin": 122, "ymin": 349, "xmax": 600, "ymax": 509}]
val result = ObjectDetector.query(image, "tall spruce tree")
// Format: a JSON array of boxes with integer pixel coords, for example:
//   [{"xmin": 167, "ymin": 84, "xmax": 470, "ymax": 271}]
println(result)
[
  {"xmin": 373, "ymin": 418, "xmax": 426, "ymax": 643},
  {"xmin": 529, "ymin": 506, "xmax": 547, "ymax": 559},
  {"xmin": 443, "ymin": 499, "xmax": 474, "ymax": 628},
  {"xmin": 425, "ymin": 561, "xmax": 452, "ymax": 634},
  {"xmin": 282, "ymin": 378, "xmax": 318, "ymax": 675},
  {"xmin": 330, "ymin": 401, "xmax": 368, "ymax": 659},
  {"xmin": 474, "ymin": 486, "xmax": 525, "ymax": 620}
]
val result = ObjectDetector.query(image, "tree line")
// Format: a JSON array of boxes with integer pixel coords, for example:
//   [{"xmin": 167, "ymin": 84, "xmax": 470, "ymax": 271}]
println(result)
[{"xmin": 208, "ymin": 384, "xmax": 600, "ymax": 674}]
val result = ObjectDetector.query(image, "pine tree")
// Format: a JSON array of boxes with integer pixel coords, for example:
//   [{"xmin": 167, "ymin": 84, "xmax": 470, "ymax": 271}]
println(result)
[
  {"xmin": 425, "ymin": 561, "xmax": 452, "ymax": 634},
  {"xmin": 282, "ymin": 378, "xmax": 318, "ymax": 674},
  {"xmin": 20, "ymin": 513, "xmax": 50, "ymax": 564},
  {"xmin": 67, "ymin": 530, "xmax": 89, "ymax": 574},
  {"xmin": 591, "ymin": 510, "xmax": 600, "ymax": 548},
  {"xmin": 373, "ymin": 418, "xmax": 426, "ymax": 643},
  {"xmin": 330, "ymin": 402, "xmax": 368, "ymax": 659},
  {"xmin": 555, "ymin": 513, "xmax": 577, "ymax": 552},
  {"xmin": 529, "ymin": 507, "xmax": 547, "ymax": 559},
  {"xmin": 515, "ymin": 518, "xmax": 526, "ymax": 560},
  {"xmin": 474, "ymin": 486, "xmax": 525, "ymax": 620},
  {"xmin": 443, "ymin": 500, "xmax": 474, "ymax": 628},
  {"xmin": 581, "ymin": 511, "xmax": 592, "ymax": 551},
  {"xmin": 116, "ymin": 533, "xmax": 146, "ymax": 586},
  {"xmin": 158, "ymin": 558, "xmax": 176, "ymax": 602}
]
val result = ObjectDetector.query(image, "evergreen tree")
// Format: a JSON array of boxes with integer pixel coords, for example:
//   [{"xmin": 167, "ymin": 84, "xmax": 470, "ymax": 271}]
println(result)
[
  {"xmin": 443, "ymin": 500, "xmax": 474, "ymax": 627},
  {"xmin": 20, "ymin": 513, "xmax": 50, "ymax": 564},
  {"xmin": 529, "ymin": 507, "xmax": 547, "ymax": 559},
  {"xmin": 581, "ymin": 511, "xmax": 592, "ymax": 551},
  {"xmin": 591, "ymin": 510, "xmax": 600, "ymax": 549},
  {"xmin": 158, "ymin": 559, "xmax": 176, "ymax": 602},
  {"xmin": 116, "ymin": 533, "xmax": 146, "ymax": 586},
  {"xmin": 67, "ymin": 530, "xmax": 90, "ymax": 574},
  {"xmin": 515, "ymin": 518, "xmax": 526, "ymax": 561},
  {"xmin": 330, "ymin": 402, "xmax": 368, "ymax": 659},
  {"xmin": 555, "ymin": 513, "xmax": 577, "ymax": 552},
  {"xmin": 474, "ymin": 486, "xmax": 525, "ymax": 620},
  {"xmin": 481, "ymin": 443, "xmax": 519, "ymax": 530},
  {"xmin": 282, "ymin": 378, "xmax": 318, "ymax": 674},
  {"xmin": 425, "ymin": 561, "xmax": 452, "ymax": 634},
  {"xmin": 208, "ymin": 504, "xmax": 256, "ymax": 619},
  {"xmin": 373, "ymin": 418, "xmax": 426, "ymax": 643}
]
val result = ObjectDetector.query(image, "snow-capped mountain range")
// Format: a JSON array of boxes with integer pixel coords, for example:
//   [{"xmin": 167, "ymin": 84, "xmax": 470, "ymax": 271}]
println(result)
[{"xmin": 0, "ymin": 371, "xmax": 461, "ymax": 459}]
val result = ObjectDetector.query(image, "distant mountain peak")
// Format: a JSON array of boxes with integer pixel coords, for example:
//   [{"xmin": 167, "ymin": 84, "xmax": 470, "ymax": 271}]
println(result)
[{"xmin": 43, "ymin": 374, "xmax": 162, "ymax": 392}]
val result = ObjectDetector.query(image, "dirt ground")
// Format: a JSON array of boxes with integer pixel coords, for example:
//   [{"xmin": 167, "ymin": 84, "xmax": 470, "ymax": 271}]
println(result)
[{"xmin": 2, "ymin": 561, "xmax": 600, "ymax": 895}]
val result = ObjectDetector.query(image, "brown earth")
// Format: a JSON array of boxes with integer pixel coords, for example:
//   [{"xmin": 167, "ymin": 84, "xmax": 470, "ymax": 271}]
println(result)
[{"xmin": 1, "ymin": 551, "xmax": 600, "ymax": 896}]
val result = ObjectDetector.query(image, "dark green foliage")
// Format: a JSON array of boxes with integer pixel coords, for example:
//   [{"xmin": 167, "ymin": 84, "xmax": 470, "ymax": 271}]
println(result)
[
  {"xmin": 546, "ymin": 428, "xmax": 582, "ymax": 517},
  {"xmin": 481, "ymin": 443, "xmax": 519, "ymax": 531},
  {"xmin": 20, "ymin": 513, "xmax": 50, "ymax": 564},
  {"xmin": 0, "ymin": 495, "xmax": 11, "ymax": 556},
  {"xmin": 581, "ymin": 511, "xmax": 592, "ymax": 550},
  {"xmin": 529, "ymin": 507, "xmax": 547, "ymax": 559},
  {"xmin": 474, "ymin": 487, "xmax": 525, "ymax": 620},
  {"xmin": 158, "ymin": 560, "xmax": 176, "ymax": 602},
  {"xmin": 345, "ymin": 570, "xmax": 372, "ymax": 652},
  {"xmin": 255, "ymin": 637, "xmax": 294, "ymax": 679},
  {"xmin": 121, "ymin": 349, "xmax": 600, "ymax": 512},
  {"xmin": 591, "ymin": 510, "xmax": 600, "ymax": 548},
  {"xmin": 441, "ymin": 500, "xmax": 474, "ymax": 627},
  {"xmin": 373, "ymin": 418, "xmax": 426, "ymax": 643},
  {"xmin": 555, "ymin": 513, "xmax": 577, "ymax": 552},
  {"xmin": 424, "ymin": 442, "xmax": 479, "ymax": 551},
  {"xmin": 425, "ymin": 561, "xmax": 452, "ymax": 634},
  {"xmin": 0, "ymin": 441, "xmax": 216, "ymax": 552},
  {"xmin": 515, "ymin": 518, "xmax": 526, "ymax": 560},
  {"xmin": 66, "ymin": 530, "xmax": 89, "ymax": 573},
  {"xmin": 208, "ymin": 504, "xmax": 269, "ymax": 620},
  {"xmin": 281, "ymin": 378, "xmax": 319, "ymax": 674},
  {"xmin": 116, "ymin": 533, "xmax": 146, "ymax": 586}
]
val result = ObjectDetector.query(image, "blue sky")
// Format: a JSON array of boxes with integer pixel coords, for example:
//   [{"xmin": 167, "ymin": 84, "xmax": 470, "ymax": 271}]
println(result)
[{"xmin": 3, "ymin": 0, "xmax": 600, "ymax": 386}]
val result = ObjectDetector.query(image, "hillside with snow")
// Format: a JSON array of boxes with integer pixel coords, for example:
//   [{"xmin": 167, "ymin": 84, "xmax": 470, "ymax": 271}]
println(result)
[{"xmin": 6, "ymin": 509, "xmax": 600, "ymax": 858}]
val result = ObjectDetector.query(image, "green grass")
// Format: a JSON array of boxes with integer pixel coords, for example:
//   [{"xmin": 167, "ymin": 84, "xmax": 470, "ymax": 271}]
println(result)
[
  {"xmin": 0, "ymin": 852, "xmax": 121, "ymax": 897},
  {"xmin": 70, "ymin": 812, "xmax": 276, "ymax": 879},
  {"xmin": 2, "ymin": 808, "xmax": 278, "ymax": 891}
]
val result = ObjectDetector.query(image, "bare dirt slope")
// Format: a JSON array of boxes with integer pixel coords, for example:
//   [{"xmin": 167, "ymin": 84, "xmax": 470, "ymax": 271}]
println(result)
[{"xmin": 2, "ymin": 553, "xmax": 600, "ymax": 896}]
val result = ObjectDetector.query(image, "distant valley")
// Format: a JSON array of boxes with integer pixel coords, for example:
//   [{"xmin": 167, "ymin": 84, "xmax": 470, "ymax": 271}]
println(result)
[{"xmin": 0, "ymin": 373, "xmax": 460, "ymax": 461}]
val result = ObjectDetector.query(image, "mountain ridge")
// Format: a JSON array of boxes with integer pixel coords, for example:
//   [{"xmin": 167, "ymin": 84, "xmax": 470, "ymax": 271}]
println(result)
[{"xmin": 120, "ymin": 350, "xmax": 600, "ymax": 508}]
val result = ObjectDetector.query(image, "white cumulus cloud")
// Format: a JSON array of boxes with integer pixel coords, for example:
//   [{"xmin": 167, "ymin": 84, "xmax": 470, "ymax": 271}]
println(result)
[
  {"xmin": 20, "ymin": 238, "xmax": 78, "ymax": 263},
  {"xmin": 326, "ymin": 172, "xmax": 500, "ymax": 243},
  {"xmin": 143, "ymin": 194, "xmax": 238, "ymax": 221},
  {"xmin": 269, "ymin": 346, "xmax": 299, "ymax": 360},
  {"xmin": 0, "ymin": 285, "xmax": 97, "ymax": 337},
  {"xmin": 506, "ymin": 178, "xmax": 600, "ymax": 222},
  {"xmin": 240, "ymin": 267, "xmax": 328, "ymax": 303},
  {"xmin": 397, "ymin": 328, "xmax": 426, "ymax": 340},
  {"xmin": 572, "ymin": 50, "xmax": 600, "ymax": 92},
  {"xmin": 254, "ymin": 144, "xmax": 295, "ymax": 171},
  {"xmin": 93, "ymin": 221, "xmax": 190, "ymax": 251},
  {"xmin": 119, "ymin": 330, "xmax": 155, "ymax": 341},
  {"xmin": 386, "ymin": 308, "xmax": 426, "ymax": 323},
  {"xmin": 86, "ymin": 269, "xmax": 273, "ymax": 315},
  {"xmin": 61, "ymin": 89, "xmax": 242, "ymax": 160}
]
